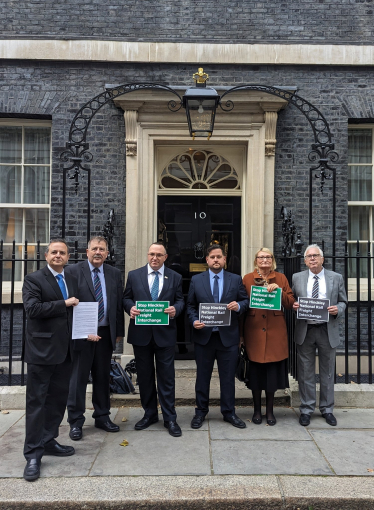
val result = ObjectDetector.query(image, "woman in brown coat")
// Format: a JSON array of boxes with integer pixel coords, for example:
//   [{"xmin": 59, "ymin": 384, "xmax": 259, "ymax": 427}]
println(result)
[{"xmin": 241, "ymin": 248, "xmax": 295, "ymax": 426}]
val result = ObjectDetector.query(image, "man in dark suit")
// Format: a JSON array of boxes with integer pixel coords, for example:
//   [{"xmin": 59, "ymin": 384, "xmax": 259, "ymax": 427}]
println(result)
[
  {"xmin": 66, "ymin": 236, "xmax": 124, "ymax": 440},
  {"xmin": 292, "ymin": 244, "xmax": 347, "ymax": 427},
  {"xmin": 123, "ymin": 242, "xmax": 185, "ymax": 437},
  {"xmin": 22, "ymin": 239, "xmax": 80, "ymax": 481},
  {"xmin": 187, "ymin": 245, "xmax": 249, "ymax": 429}
]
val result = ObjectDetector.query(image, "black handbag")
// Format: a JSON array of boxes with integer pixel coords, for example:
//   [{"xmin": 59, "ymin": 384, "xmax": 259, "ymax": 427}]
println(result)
[
  {"xmin": 109, "ymin": 360, "xmax": 136, "ymax": 394},
  {"xmin": 235, "ymin": 346, "xmax": 248, "ymax": 382}
]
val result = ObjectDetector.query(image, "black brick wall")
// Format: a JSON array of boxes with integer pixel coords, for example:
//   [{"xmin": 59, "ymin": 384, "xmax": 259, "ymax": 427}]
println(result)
[{"xmin": 0, "ymin": 0, "xmax": 373, "ymax": 44}]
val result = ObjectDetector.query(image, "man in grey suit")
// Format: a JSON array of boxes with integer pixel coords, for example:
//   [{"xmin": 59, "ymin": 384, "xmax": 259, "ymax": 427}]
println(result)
[
  {"xmin": 292, "ymin": 244, "xmax": 347, "ymax": 427},
  {"xmin": 66, "ymin": 236, "xmax": 124, "ymax": 440}
]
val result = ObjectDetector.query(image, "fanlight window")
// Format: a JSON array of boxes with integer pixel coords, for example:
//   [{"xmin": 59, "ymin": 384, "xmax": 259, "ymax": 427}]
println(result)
[{"xmin": 159, "ymin": 150, "xmax": 240, "ymax": 190}]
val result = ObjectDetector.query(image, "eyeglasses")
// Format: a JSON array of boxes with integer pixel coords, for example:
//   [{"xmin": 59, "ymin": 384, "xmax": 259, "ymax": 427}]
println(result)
[
  {"xmin": 257, "ymin": 256, "xmax": 272, "ymax": 260},
  {"xmin": 305, "ymin": 254, "xmax": 321, "ymax": 259},
  {"xmin": 148, "ymin": 253, "xmax": 166, "ymax": 258}
]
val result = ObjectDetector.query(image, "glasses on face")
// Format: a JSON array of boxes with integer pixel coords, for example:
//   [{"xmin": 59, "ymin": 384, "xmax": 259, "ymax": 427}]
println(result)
[
  {"xmin": 305, "ymin": 254, "xmax": 321, "ymax": 259},
  {"xmin": 257, "ymin": 256, "xmax": 272, "ymax": 260},
  {"xmin": 148, "ymin": 253, "xmax": 166, "ymax": 258}
]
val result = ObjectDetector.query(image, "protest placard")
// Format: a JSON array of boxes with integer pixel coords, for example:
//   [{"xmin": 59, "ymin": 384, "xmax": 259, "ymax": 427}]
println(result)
[
  {"xmin": 249, "ymin": 286, "xmax": 282, "ymax": 310},
  {"xmin": 297, "ymin": 297, "xmax": 330, "ymax": 322},
  {"xmin": 199, "ymin": 303, "xmax": 231, "ymax": 327},
  {"xmin": 135, "ymin": 301, "xmax": 170, "ymax": 325}
]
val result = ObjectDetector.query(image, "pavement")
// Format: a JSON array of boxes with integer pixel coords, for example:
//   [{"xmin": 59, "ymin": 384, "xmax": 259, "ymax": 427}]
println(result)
[{"xmin": 1, "ymin": 405, "xmax": 374, "ymax": 509}]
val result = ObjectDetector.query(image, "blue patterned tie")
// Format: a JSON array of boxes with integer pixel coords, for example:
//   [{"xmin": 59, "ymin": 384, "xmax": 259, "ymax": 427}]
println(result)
[
  {"xmin": 93, "ymin": 268, "xmax": 104, "ymax": 322},
  {"xmin": 55, "ymin": 274, "xmax": 67, "ymax": 300},
  {"xmin": 151, "ymin": 271, "xmax": 159, "ymax": 301},
  {"xmin": 312, "ymin": 275, "xmax": 319, "ymax": 299},
  {"xmin": 213, "ymin": 275, "xmax": 219, "ymax": 303}
]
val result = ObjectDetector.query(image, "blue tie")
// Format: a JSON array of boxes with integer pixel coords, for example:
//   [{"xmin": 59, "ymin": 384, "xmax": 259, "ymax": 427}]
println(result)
[
  {"xmin": 93, "ymin": 268, "xmax": 105, "ymax": 322},
  {"xmin": 151, "ymin": 271, "xmax": 159, "ymax": 301},
  {"xmin": 312, "ymin": 275, "xmax": 319, "ymax": 299},
  {"xmin": 55, "ymin": 274, "xmax": 67, "ymax": 300},
  {"xmin": 213, "ymin": 275, "xmax": 219, "ymax": 303}
]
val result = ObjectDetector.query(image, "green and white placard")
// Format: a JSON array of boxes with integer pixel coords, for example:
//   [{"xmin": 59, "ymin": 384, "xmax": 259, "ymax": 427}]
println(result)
[
  {"xmin": 135, "ymin": 301, "xmax": 170, "ymax": 325},
  {"xmin": 249, "ymin": 286, "xmax": 282, "ymax": 311}
]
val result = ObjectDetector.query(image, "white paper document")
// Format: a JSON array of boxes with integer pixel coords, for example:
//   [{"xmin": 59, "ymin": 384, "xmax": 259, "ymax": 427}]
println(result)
[{"xmin": 72, "ymin": 302, "xmax": 99, "ymax": 339}]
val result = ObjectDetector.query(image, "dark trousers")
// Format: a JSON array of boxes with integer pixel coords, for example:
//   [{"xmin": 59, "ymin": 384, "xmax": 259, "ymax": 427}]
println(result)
[
  {"xmin": 67, "ymin": 326, "xmax": 113, "ymax": 427},
  {"xmin": 194, "ymin": 331, "xmax": 237, "ymax": 417},
  {"xmin": 24, "ymin": 353, "xmax": 72, "ymax": 461},
  {"xmin": 133, "ymin": 337, "xmax": 176, "ymax": 422}
]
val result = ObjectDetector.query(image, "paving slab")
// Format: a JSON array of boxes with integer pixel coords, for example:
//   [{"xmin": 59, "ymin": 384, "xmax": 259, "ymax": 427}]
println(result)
[
  {"xmin": 90, "ymin": 428, "xmax": 211, "ymax": 476},
  {"xmin": 295, "ymin": 408, "xmax": 374, "ymax": 429},
  {"xmin": 208, "ymin": 407, "xmax": 311, "ymax": 440},
  {"xmin": 0, "ymin": 415, "xmax": 27, "ymax": 478},
  {"xmin": 0, "ymin": 410, "xmax": 24, "ymax": 437},
  {"xmin": 211, "ymin": 439, "xmax": 333, "ymax": 475},
  {"xmin": 310, "ymin": 429, "xmax": 374, "ymax": 476}
]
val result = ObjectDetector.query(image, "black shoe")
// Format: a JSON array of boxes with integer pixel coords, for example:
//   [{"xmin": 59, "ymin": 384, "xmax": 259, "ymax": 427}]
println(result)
[
  {"xmin": 252, "ymin": 413, "xmax": 262, "ymax": 425},
  {"xmin": 23, "ymin": 459, "xmax": 40, "ymax": 481},
  {"xmin": 191, "ymin": 415, "xmax": 205, "ymax": 429},
  {"xmin": 44, "ymin": 442, "xmax": 75, "ymax": 457},
  {"xmin": 69, "ymin": 426, "xmax": 83, "ymax": 441},
  {"xmin": 134, "ymin": 415, "xmax": 159, "ymax": 431},
  {"xmin": 95, "ymin": 419, "xmax": 120, "ymax": 433},
  {"xmin": 164, "ymin": 420, "xmax": 182, "ymax": 437},
  {"xmin": 299, "ymin": 414, "xmax": 311, "ymax": 426},
  {"xmin": 223, "ymin": 414, "xmax": 246, "ymax": 429},
  {"xmin": 322, "ymin": 412, "xmax": 337, "ymax": 426},
  {"xmin": 266, "ymin": 416, "xmax": 277, "ymax": 426}
]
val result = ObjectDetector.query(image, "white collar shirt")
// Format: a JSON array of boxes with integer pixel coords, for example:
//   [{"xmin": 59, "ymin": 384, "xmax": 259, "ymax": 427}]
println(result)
[
  {"xmin": 306, "ymin": 267, "xmax": 327, "ymax": 324},
  {"xmin": 147, "ymin": 264, "xmax": 164, "ymax": 298},
  {"xmin": 47, "ymin": 265, "xmax": 69, "ymax": 298}
]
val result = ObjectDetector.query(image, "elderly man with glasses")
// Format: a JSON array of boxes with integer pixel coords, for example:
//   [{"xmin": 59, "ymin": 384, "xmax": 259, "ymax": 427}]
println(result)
[{"xmin": 292, "ymin": 244, "xmax": 347, "ymax": 427}]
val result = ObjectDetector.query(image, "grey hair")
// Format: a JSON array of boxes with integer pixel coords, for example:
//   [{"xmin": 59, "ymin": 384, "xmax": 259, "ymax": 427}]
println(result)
[{"xmin": 304, "ymin": 244, "xmax": 324, "ymax": 258}]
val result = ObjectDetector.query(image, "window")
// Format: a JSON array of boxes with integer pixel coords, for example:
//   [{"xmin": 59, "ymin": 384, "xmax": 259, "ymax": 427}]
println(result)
[{"xmin": 0, "ymin": 120, "xmax": 51, "ymax": 280}]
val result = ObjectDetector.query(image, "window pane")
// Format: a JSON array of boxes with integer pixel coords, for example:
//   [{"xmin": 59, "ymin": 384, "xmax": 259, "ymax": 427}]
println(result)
[
  {"xmin": 348, "ymin": 129, "xmax": 372, "ymax": 164},
  {"xmin": 347, "ymin": 243, "xmax": 370, "ymax": 278},
  {"xmin": 24, "ymin": 166, "xmax": 50, "ymax": 204},
  {"xmin": 1, "ymin": 245, "xmax": 22, "ymax": 281},
  {"xmin": 0, "ymin": 127, "xmax": 22, "ymax": 163},
  {"xmin": 24, "ymin": 127, "xmax": 51, "ymax": 164},
  {"xmin": 348, "ymin": 165, "xmax": 372, "ymax": 201},
  {"xmin": 348, "ymin": 206, "xmax": 370, "ymax": 240},
  {"xmin": 0, "ymin": 209, "xmax": 23, "ymax": 242},
  {"xmin": 0, "ymin": 165, "xmax": 22, "ymax": 203},
  {"xmin": 25, "ymin": 209, "xmax": 49, "ymax": 243}
]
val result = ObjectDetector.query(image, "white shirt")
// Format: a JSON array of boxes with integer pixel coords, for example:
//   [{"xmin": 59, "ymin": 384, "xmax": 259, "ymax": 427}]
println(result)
[
  {"xmin": 47, "ymin": 265, "xmax": 69, "ymax": 298},
  {"xmin": 306, "ymin": 267, "xmax": 326, "ymax": 324},
  {"xmin": 147, "ymin": 264, "xmax": 164, "ymax": 298}
]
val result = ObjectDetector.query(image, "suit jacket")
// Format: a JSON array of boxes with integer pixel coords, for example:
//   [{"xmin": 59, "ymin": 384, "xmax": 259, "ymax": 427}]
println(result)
[
  {"xmin": 123, "ymin": 265, "xmax": 185, "ymax": 347},
  {"xmin": 186, "ymin": 270, "xmax": 249, "ymax": 347},
  {"xmin": 22, "ymin": 265, "xmax": 79, "ymax": 365},
  {"xmin": 65, "ymin": 260, "xmax": 124, "ymax": 350},
  {"xmin": 292, "ymin": 268, "xmax": 348, "ymax": 348}
]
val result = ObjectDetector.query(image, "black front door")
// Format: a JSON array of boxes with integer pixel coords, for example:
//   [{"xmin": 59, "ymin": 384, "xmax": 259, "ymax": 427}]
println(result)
[{"xmin": 158, "ymin": 196, "xmax": 241, "ymax": 359}]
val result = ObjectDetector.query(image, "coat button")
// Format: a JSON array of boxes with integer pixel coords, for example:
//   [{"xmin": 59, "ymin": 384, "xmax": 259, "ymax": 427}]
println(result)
[
  {"xmin": 262, "ymin": 315, "xmax": 266, "ymax": 319},
  {"xmin": 262, "ymin": 328, "xmax": 266, "ymax": 332}
]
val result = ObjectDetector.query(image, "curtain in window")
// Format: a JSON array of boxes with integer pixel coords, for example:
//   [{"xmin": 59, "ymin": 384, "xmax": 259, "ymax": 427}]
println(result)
[{"xmin": 348, "ymin": 129, "xmax": 372, "ymax": 201}]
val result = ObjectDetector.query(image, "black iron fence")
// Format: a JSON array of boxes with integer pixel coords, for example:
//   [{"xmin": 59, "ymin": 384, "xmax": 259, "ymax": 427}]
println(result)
[
  {"xmin": 283, "ymin": 240, "xmax": 373, "ymax": 384},
  {"xmin": 1, "ymin": 239, "xmax": 373, "ymax": 386}
]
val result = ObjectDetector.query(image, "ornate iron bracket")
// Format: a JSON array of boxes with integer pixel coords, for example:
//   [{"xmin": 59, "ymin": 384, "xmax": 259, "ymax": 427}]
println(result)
[
  {"xmin": 102, "ymin": 209, "xmax": 115, "ymax": 263},
  {"xmin": 281, "ymin": 206, "xmax": 304, "ymax": 257}
]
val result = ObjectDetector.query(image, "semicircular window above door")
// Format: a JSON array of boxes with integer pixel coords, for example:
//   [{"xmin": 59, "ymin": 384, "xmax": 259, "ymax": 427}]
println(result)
[{"xmin": 159, "ymin": 150, "xmax": 240, "ymax": 190}]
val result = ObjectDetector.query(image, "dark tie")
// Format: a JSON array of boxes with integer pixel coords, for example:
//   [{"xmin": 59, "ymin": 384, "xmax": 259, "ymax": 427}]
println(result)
[
  {"xmin": 213, "ymin": 275, "xmax": 220, "ymax": 303},
  {"xmin": 93, "ymin": 268, "xmax": 105, "ymax": 322},
  {"xmin": 312, "ymin": 275, "xmax": 319, "ymax": 299},
  {"xmin": 55, "ymin": 274, "xmax": 67, "ymax": 300},
  {"xmin": 151, "ymin": 271, "xmax": 159, "ymax": 301}
]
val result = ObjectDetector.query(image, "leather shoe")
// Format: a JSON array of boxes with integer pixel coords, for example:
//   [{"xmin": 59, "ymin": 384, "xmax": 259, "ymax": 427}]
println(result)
[
  {"xmin": 191, "ymin": 415, "xmax": 205, "ymax": 429},
  {"xmin": 299, "ymin": 414, "xmax": 311, "ymax": 426},
  {"xmin": 134, "ymin": 415, "xmax": 159, "ymax": 431},
  {"xmin": 252, "ymin": 414, "xmax": 262, "ymax": 425},
  {"xmin": 69, "ymin": 426, "xmax": 83, "ymax": 441},
  {"xmin": 23, "ymin": 459, "xmax": 40, "ymax": 481},
  {"xmin": 164, "ymin": 420, "xmax": 182, "ymax": 437},
  {"xmin": 44, "ymin": 442, "xmax": 75, "ymax": 456},
  {"xmin": 223, "ymin": 414, "xmax": 246, "ymax": 429},
  {"xmin": 322, "ymin": 412, "xmax": 337, "ymax": 426},
  {"xmin": 95, "ymin": 419, "xmax": 120, "ymax": 433}
]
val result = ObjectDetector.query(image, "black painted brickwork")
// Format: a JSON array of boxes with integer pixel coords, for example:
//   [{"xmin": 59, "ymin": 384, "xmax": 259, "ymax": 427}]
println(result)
[{"xmin": 1, "ymin": 0, "xmax": 374, "ymax": 44}]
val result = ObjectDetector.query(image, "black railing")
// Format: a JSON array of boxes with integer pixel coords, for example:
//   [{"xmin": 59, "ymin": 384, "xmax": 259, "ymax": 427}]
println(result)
[{"xmin": 283, "ymin": 240, "xmax": 373, "ymax": 384}]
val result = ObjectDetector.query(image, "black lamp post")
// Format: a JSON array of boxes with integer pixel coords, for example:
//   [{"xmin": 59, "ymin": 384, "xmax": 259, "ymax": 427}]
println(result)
[{"xmin": 182, "ymin": 68, "xmax": 220, "ymax": 140}]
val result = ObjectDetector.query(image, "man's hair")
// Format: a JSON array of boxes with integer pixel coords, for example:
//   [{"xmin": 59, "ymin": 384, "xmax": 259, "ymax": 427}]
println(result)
[
  {"xmin": 45, "ymin": 239, "xmax": 69, "ymax": 254},
  {"xmin": 148, "ymin": 242, "xmax": 167, "ymax": 254},
  {"xmin": 206, "ymin": 244, "xmax": 226, "ymax": 256},
  {"xmin": 87, "ymin": 236, "xmax": 108, "ymax": 250},
  {"xmin": 304, "ymin": 244, "xmax": 324, "ymax": 258}
]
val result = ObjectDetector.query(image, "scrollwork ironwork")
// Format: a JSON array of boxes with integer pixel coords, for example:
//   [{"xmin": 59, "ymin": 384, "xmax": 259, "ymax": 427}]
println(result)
[
  {"xmin": 281, "ymin": 206, "xmax": 303, "ymax": 257},
  {"xmin": 102, "ymin": 209, "xmax": 115, "ymax": 263}
]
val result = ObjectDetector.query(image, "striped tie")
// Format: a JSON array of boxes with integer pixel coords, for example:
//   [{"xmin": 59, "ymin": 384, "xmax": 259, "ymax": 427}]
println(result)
[
  {"xmin": 312, "ymin": 275, "xmax": 319, "ymax": 299},
  {"xmin": 151, "ymin": 271, "xmax": 159, "ymax": 301},
  {"xmin": 93, "ymin": 268, "xmax": 104, "ymax": 322}
]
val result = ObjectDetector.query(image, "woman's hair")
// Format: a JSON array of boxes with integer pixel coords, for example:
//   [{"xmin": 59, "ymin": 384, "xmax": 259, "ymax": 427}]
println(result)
[{"xmin": 253, "ymin": 247, "xmax": 277, "ymax": 272}]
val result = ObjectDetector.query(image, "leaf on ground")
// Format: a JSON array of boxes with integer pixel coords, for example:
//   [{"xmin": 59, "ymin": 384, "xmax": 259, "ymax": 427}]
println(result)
[
  {"xmin": 121, "ymin": 417, "xmax": 128, "ymax": 422},
  {"xmin": 119, "ymin": 439, "xmax": 129, "ymax": 447},
  {"xmin": 247, "ymin": 419, "xmax": 252, "ymax": 422},
  {"xmin": 338, "ymin": 373, "xmax": 343, "ymax": 377},
  {"xmin": 367, "ymin": 468, "xmax": 374, "ymax": 472},
  {"xmin": 350, "ymin": 380, "xmax": 356, "ymax": 384},
  {"xmin": 1, "ymin": 410, "xmax": 9, "ymax": 414}
]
